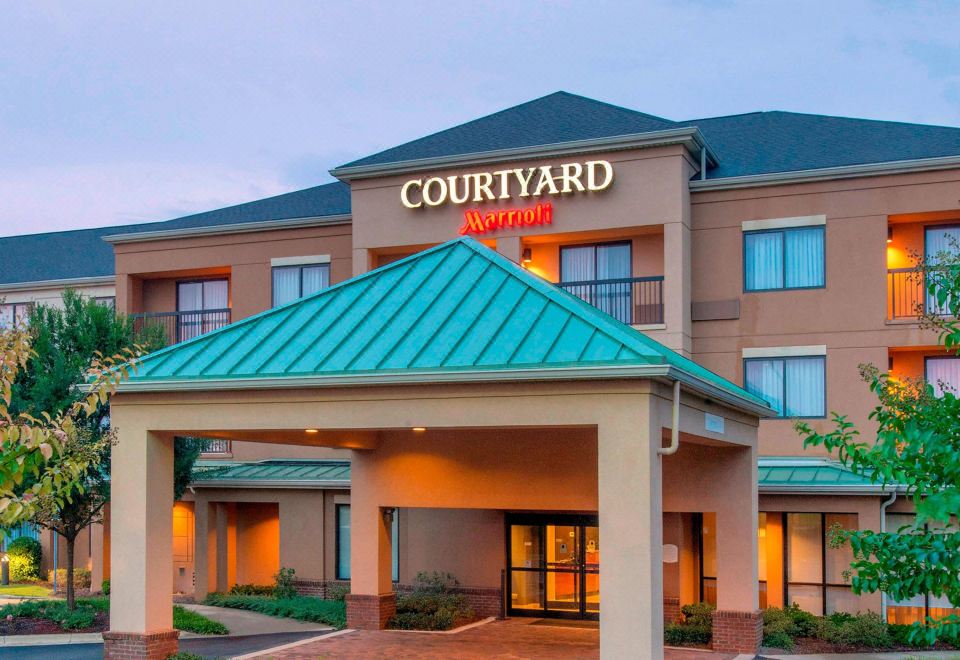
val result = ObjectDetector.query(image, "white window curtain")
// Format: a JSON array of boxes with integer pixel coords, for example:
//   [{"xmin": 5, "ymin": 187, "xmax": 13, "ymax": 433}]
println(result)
[
  {"xmin": 785, "ymin": 227, "xmax": 825, "ymax": 288},
  {"xmin": 272, "ymin": 267, "xmax": 301, "ymax": 307},
  {"xmin": 745, "ymin": 359, "xmax": 785, "ymax": 415},
  {"xmin": 785, "ymin": 357, "xmax": 826, "ymax": 417},
  {"xmin": 745, "ymin": 232, "xmax": 784, "ymax": 291},
  {"xmin": 560, "ymin": 246, "xmax": 596, "ymax": 282},
  {"xmin": 177, "ymin": 282, "xmax": 203, "ymax": 312},
  {"xmin": 925, "ymin": 227, "xmax": 960, "ymax": 315},
  {"xmin": 301, "ymin": 265, "xmax": 330, "ymax": 297},
  {"xmin": 596, "ymin": 243, "xmax": 631, "ymax": 323},
  {"xmin": 202, "ymin": 280, "xmax": 228, "ymax": 309},
  {"xmin": 927, "ymin": 357, "xmax": 960, "ymax": 397}
]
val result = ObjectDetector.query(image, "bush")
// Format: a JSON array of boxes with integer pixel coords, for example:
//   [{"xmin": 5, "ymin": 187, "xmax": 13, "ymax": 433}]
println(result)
[
  {"xmin": 815, "ymin": 611, "xmax": 891, "ymax": 648},
  {"xmin": 172, "ymin": 605, "xmax": 229, "ymax": 635},
  {"xmin": 388, "ymin": 575, "xmax": 475, "ymax": 631},
  {"xmin": 6, "ymin": 537, "xmax": 42, "ymax": 582},
  {"xmin": 412, "ymin": 571, "xmax": 459, "ymax": 593},
  {"xmin": 203, "ymin": 593, "xmax": 346, "ymax": 628},
  {"xmin": 229, "ymin": 583, "xmax": 274, "ymax": 596},
  {"xmin": 166, "ymin": 653, "xmax": 204, "ymax": 660},
  {"xmin": 0, "ymin": 596, "xmax": 106, "ymax": 631},
  {"xmin": 48, "ymin": 568, "xmax": 92, "ymax": 592},
  {"xmin": 273, "ymin": 566, "xmax": 297, "ymax": 599},
  {"xmin": 680, "ymin": 602, "xmax": 714, "ymax": 627},
  {"xmin": 327, "ymin": 583, "xmax": 350, "ymax": 602},
  {"xmin": 888, "ymin": 623, "xmax": 933, "ymax": 648},
  {"xmin": 665, "ymin": 623, "xmax": 712, "ymax": 646},
  {"xmin": 101, "ymin": 579, "xmax": 110, "ymax": 595},
  {"xmin": 763, "ymin": 629, "xmax": 794, "ymax": 650}
]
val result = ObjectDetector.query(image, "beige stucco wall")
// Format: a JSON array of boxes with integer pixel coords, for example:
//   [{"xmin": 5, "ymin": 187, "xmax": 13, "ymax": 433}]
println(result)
[
  {"xmin": 399, "ymin": 508, "xmax": 504, "ymax": 588},
  {"xmin": 0, "ymin": 281, "xmax": 115, "ymax": 308}
]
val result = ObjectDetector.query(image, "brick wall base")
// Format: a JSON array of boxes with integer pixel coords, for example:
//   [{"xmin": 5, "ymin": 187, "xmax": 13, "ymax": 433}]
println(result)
[
  {"xmin": 298, "ymin": 579, "xmax": 503, "ymax": 620},
  {"xmin": 346, "ymin": 593, "xmax": 396, "ymax": 629},
  {"xmin": 711, "ymin": 609, "xmax": 762, "ymax": 655},
  {"xmin": 103, "ymin": 629, "xmax": 179, "ymax": 660},
  {"xmin": 294, "ymin": 578, "xmax": 350, "ymax": 599},
  {"xmin": 663, "ymin": 597, "xmax": 681, "ymax": 625}
]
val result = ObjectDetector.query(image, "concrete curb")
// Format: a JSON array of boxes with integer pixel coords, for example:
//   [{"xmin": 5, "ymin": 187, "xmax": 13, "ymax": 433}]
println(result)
[
  {"xmin": 231, "ymin": 628, "xmax": 355, "ymax": 659},
  {"xmin": 0, "ymin": 632, "xmax": 103, "ymax": 647}
]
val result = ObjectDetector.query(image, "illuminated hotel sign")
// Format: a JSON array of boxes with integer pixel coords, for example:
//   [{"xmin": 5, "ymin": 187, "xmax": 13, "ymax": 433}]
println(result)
[{"xmin": 400, "ymin": 159, "xmax": 614, "ymax": 236}]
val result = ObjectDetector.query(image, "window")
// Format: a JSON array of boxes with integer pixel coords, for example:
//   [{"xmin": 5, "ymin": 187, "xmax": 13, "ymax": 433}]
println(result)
[
  {"xmin": 177, "ymin": 279, "xmax": 229, "ymax": 342},
  {"xmin": 560, "ymin": 241, "xmax": 632, "ymax": 323},
  {"xmin": 94, "ymin": 296, "xmax": 116, "ymax": 309},
  {"xmin": 744, "ymin": 226, "xmax": 824, "ymax": 292},
  {"xmin": 744, "ymin": 355, "xmax": 826, "ymax": 417},
  {"xmin": 272, "ymin": 263, "xmax": 330, "ymax": 307},
  {"xmin": 927, "ymin": 357, "xmax": 960, "ymax": 397},
  {"xmin": 925, "ymin": 226, "xmax": 960, "ymax": 314},
  {"xmin": 335, "ymin": 504, "xmax": 399, "ymax": 582},
  {"xmin": 0, "ymin": 302, "xmax": 31, "ymax": 329},
  {"xmin": 784, "ymin": 513, "xmax": 858, "ymax": 616}
]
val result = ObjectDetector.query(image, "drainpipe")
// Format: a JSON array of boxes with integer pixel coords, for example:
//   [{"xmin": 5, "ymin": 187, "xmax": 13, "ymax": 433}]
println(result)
[
  {"xmin": 659, "ymin": 380, "xmax": 681, "ymax": 455},
  {"xmin": 878, "ymin": 489, "xmax": 898, "ymax": 617}
]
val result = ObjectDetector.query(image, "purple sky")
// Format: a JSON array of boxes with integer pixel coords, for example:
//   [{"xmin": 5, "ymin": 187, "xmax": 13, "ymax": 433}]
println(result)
[{"xmin": 2, "ymin": 1, "xmax": 959, "ymax": 237}]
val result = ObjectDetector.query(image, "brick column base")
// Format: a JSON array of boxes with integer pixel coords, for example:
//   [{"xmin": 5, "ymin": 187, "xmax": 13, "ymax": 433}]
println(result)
[
  {"xmin": 711, "ymin": 609, "xmax": 763, "ymax": 655},
  {"xmin": 663, "ymin": 597, "xmax": 681, "ymax": 625},
  {"xmin": 103, "ymin": 629, "xmax": 179, "ymax": 659},
  {"xmin": 346, "ymin": 592, "xmax": 396, "ymax": 629}
]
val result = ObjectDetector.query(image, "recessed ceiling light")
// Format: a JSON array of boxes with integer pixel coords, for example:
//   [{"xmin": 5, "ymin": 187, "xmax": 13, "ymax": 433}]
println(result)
[
  {"xmin": 305, "ymin": 428, "xmax": 319, "ymax": 434},
  {"xmin": 412, "ymin": 427, "xmax": 427, "ymax": 432}
]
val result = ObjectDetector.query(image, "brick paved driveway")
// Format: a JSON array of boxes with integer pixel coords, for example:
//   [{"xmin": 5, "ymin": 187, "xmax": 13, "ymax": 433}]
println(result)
[{"xmin": 248, "ymin": 618, "xmax": 736, "ymax": 659}]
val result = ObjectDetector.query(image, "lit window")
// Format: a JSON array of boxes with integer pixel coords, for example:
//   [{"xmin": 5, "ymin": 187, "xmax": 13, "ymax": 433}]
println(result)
[
  {"xmin": 744, "ymin": 356, "xmax": 825, "ymax": 417},
  {"xmin": 744, "ymin": 226, "xmax": 825, "ymax": 292},
  {"xmin": 272, "ymin": 264, "xmax": 330, "ymax": 307},
  {"xmin": 926, "ymin": 357, "xmax": 960, "ymax": 397},
  {"xmin": 336, "ymin": 504, "xmax": 399, "ymax": 582}
]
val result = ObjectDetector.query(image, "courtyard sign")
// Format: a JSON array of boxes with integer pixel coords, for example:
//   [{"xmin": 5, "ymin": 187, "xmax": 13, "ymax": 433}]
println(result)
[{"xmin": 400, "ymin": 160, "xmax": 614, "ymax": 209}]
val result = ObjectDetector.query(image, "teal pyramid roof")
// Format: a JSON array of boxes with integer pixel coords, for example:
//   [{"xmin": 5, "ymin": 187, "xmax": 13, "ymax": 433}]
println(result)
[{"xmin": 123, "ymin": 237, "xmax": 769, "ymax": 413}]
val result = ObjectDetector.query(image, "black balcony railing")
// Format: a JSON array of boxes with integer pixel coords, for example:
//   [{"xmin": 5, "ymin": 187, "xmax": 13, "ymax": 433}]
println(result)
[
  {"xmin": 131, "ymin": 308, "xmax": 231, "ymax": 345},
  {"xmin": 198, "ymin": 438, "xmax": 232, "ymax": 454},
  {"xmin": 887, "ymin": 267, "xmax": 960, "ymax": 320},
  {"xmin": 556, "ymin": 276, "xmax": 664, "ymax": 325}
]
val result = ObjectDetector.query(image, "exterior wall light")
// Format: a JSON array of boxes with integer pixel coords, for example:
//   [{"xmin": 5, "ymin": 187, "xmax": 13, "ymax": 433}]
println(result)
[
  {"xmin": 382, "ymin": 507, "xmax": 396, "ymax": 525},
  {"xmin": 887, "ymin": 226, "xmax": 894, "ymax": 244},
  {"xmin": 521, "ymin": 248, "xmax": 532, "ymax": 264}
]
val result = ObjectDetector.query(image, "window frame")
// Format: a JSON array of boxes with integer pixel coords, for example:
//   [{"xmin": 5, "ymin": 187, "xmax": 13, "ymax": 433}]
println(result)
[
  {"xmin": 334, "ymin": 503, "xmax": 399, "ymax": 583},
  {"xmin": 742, "ymin": 225, "xmax": 826, "ymax": 293},
  {"xmin": 924, "ymin": 355, "xmax": 960, "ymax": 396},
  {"xmin": 0, "ymin": 302, "xmax": 32, "ymax": 329},
  {"xmin": 781, "ymin": 512, "xmax": 858, "ymax": 617},
  {"xmin": 175, "ymin": 278, "xmax": 230, "ymax": 313},
  {"xmin": 271, "ymin": 263, "xmax": 331, "ymax": 307},
  {"xmin": 558, "ymin": 240, "xmax": 633, "ymax": 284},
  {"xmin": 743, "ymin": 354, "xmax": 827, "ymax": 419}
]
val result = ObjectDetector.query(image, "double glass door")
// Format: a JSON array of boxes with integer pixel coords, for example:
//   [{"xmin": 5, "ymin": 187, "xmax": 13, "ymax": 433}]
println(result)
[{"xmin": 508, "ymin": 514, "xmax": 599, "ymax": 620}]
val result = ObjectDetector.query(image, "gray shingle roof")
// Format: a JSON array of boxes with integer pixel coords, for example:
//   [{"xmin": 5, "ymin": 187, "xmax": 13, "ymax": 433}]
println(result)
[{"xmin": 0, "ymin": 182, "xmax": 349, "ymax": 286}]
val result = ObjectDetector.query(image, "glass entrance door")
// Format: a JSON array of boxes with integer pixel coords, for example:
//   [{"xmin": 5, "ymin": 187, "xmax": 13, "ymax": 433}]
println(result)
[{"xmin": 507, "ymin": 514, "xmax": 599, "ymax": 620}]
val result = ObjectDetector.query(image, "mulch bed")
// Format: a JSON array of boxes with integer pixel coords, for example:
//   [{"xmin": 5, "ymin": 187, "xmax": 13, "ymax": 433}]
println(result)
[
  {"xmin": 0, "ymin": 612, "xmax": 108, "ymax": 635},
  {"xmin": 764, "ymin": 636, "xmax": 959, "ymax": 655}
]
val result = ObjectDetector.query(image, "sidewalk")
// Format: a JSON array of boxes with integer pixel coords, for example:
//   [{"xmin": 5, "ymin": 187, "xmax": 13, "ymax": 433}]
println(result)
[{"xmin": 762, "ymin": 652, "xmax": 960, "ymax": 659}]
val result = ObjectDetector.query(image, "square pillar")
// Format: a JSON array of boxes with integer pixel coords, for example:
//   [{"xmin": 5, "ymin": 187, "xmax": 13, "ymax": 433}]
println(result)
[
  {"xmin": 214, "ymin": 503, "xmax": 237, "ymax": 593},
  {"xmin": 193, "ymin": 501, "xmax": 210, "ymax": 600},
  {"xmin": 345, "ymin": 488, "xmax": 395, "ymax": 629},
  {"xmin": 495, "ymin": 236, "xmax": 522, "ymax": 264},
  {"xmin": 712, "ymin": 445, "xmax": 762, "ymax": 655},
  {"xmin": 598, "ymin": 399, "xmax": 663, "ymax": 659},
  {"xmin": 663, "ymin": 220, "xmax": 692, "ymax": 356},
  {"xmin": 106, "ymin": 426, "xmax": 178, "ymax": 659}
]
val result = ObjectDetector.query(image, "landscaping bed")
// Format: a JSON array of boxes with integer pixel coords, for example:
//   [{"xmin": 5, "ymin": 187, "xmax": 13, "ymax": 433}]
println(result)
[
  {"xmin": 203, "ymin": 593, "xmax": 346, "ymax": 629},
  {"xmin": 388, "ymin": 572, "xmax": 480, "ymax": 631}
]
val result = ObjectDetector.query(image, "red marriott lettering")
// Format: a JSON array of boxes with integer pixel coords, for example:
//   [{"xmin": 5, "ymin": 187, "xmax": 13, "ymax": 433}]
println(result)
[{"xmin": 458, "ymin": 202, "xmax": 553, "ymax": 236}]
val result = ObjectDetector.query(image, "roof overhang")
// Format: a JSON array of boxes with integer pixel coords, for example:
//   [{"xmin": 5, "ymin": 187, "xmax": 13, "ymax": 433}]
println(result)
[
  {"xmin": 690, "ymin": 154, "xmax": 960, "ymax": 192},
  {"xmin": 115, "ymin": 363, "xmax": 775, "ymax": 419},
  {"xmin": 331, "ymin": 127, "xmax": 718, "ymax": 181},
  {"xmin": 190, "ymin": 479, "xmax": 349, "ymax": 489},
  {"xmin": 0, "ymin": 275, "xmax": 115, "ymax": 293},
  {"xmin": 103, "ymin": 214, "xmax": 352, "ymax": 245}
]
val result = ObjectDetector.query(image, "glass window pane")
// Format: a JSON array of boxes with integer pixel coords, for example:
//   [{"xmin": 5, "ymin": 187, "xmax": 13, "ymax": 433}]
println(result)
[
  {"xmin": 701, "ymin": 512, "xmax": 717, "ymax": 579},
  {"xmin": 787, "ymin": 513, "xmax": 822, "ymax": 584},
  {"xmin": 203, "ymin": 280, "xmax": 229, "ymax": 310},
  {"xmin": 789, "ymin": 584, "xmax": 824, "ymax": 616},
  {"xmin": 785, "ymin": 357, "xmax": 825, "ymax": 417},
  {"xmin": 925, "ymin": 226, "xmax": 960, "ymax": 264},
  {"xmin": 0, "ymin": 304, "xmax": 14, "ymax": 329},
  {"xmin": 336, "ymin": 505, "xmax": 350, "ymax": 580},
  {"xmin": 560, "ymin": 246, "xmax": 596, "ymax": 283},
  {"xmin": 510, "ymin": 525, "xmax": 542, "ymax": 568},
  {"xmin": 511, "ymin": 571, "xmax": 543, "ymax": 611},
  {"xmin": 546, "ymin": 525, "xmax": 579, "ymax": 570},
  {"xmin": 177, "ymin": 282, "xmax": 203, "ymax": 312},
  {"xmin": 758, "ymin": 513, "xmax": 768, "ymax": 583},
  {"xmin": 824, "ymin": 513, "xmax": 856, "ymax": 585},
  {"xmin": 392, "ymin": 509, "xmax": 399, "ymax": 583},
  {"xmin": 272, "ymin": 267, "xmax": 300, "ymax": 307},
  {"xmin": 745, "ymin": 359, "xmax": 785, "ymax": 415},
  {"xmin": 784, "ymin": 227, "xmax": 825, "ymax": 288},
  {"xmin": 302, "ymin": 265, "xmax": 330, "ymax": 297},
  {"xmin": 745, "ymin": 232, "xmax": 784, "ymax": 291},
  {"xmin": 596, "ymin": 243, "xmax": 631, "ymax": 279},
  {"xmin": 927, "ymin": 358, "xmax": 960, "ymax": 397}
]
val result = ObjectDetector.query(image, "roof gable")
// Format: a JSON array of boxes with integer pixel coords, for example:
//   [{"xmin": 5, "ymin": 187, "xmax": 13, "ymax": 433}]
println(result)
[
  {"xmin": 125, "ymin": 237, "xmax": 767, "ymax": 411},
  {"xmin": 338, "ymin": 92, "xmax": 677, "ymax": 169}
]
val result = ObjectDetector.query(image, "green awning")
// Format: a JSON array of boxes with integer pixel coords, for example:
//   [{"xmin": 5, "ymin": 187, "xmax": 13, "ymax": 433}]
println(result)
[
  {"xmin": 758, "ymin": 458, "xmax": 894, "ymax": 494},
  {"xmin": 191, "ymin": 459, "xmax": 350, "ymax": 489},
  {"xmin": 120, "ymin": 237, "xmax": 771, "ymax": 415}
]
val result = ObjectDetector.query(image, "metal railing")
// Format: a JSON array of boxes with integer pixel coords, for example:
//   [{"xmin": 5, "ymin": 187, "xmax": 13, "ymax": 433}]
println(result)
[
  {"xmin": 198, "ymin": 438, "xmax": 232, "ymax": 454},
  {"xmin": 888, "ymin": 267, "xmax": 960, "ymax": 320},
  {"xmin": 131, "ymin": 308, "xmax": 231, "ymax": 345},
  {"xmin": 556, "ymin": 276, "xmax": 664, "ymax": 325}
]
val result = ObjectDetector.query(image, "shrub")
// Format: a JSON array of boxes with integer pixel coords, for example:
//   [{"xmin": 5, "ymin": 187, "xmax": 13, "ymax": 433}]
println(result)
[
  {"xmin": 203, "ymin": 593, "xmax": 346, "ymax": 628},
  {"xmin": 166, "ymin": 653, "xmax": 204, "ymax": 660},
  {"xmin": 6, "ymin": 537, "xmax": 42, "ymax": 582},
  {"xmin": 815, "ymin": 611, "xmax": 891, "ymax": 648},
  {"xmin": 172, "ymin": 605, "xmax": 229, "ymax": 635},
  {"xmin": 680, "ymin": 602, "xmax": 714, "ymax": 628},
  {"xmin": 0, "ymin": 596, "xmax": 106, "ymax": 631},
  {"xmin": 388, "ymin": 574, "xmax": 475, "ymax": 631},
  {"xmin": 763, "ymin": 629, "xmax": 795, "ymax": 650},
  {"xmin": 327, "ymin": 582, "xmax": 350, "ymax": 602},
  {"xmin": 273, "ymin": 566, "xmax": 297, "ymax": 599},
  {"xmin": 888, "ymin": 623, "xmax": 933, "ymax": 648},
  {"xmin": 412, "ymin": 571, "xmax": 459, "ymax": 594},
  {"xmin": 48, "ymin": 568, "xmax": 92, "ymax": 592},
  {"xmin": 101, "ymin": 579, "xmax": 110, "ymax": 595},
  {"xmin": 665, "ymin": 623, "xmax": 712, "ymax": 646},
  {"xmin": 229, "ymin": 583, "xmax": 274, "ymax": 596}
]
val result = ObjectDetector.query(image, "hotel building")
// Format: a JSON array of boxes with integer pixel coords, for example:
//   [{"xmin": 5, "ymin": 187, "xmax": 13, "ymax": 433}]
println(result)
[{"xmin": 3, "ymin": 92, "xmax": 960, "ymax": 658}]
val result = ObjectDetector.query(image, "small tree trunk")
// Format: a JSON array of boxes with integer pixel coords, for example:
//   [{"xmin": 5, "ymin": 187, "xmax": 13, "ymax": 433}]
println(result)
[{"xmin": 65, "ymin": 536, "xmax": 76, "ymax": 611}]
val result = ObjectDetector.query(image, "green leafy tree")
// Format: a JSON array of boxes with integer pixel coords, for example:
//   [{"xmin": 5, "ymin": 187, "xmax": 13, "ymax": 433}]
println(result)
[
  {"xmin": 796, "ymin": 250, "xmax": 960, "ymax": 643},
  {"xmin": 10, "ymin": 291, "xmax": 199, "ymax": 608}
]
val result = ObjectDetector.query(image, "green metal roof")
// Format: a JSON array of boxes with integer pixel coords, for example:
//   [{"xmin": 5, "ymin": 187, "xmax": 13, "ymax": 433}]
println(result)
[
  {"xmin": 757, "ymin": 458, "xmax": 892, "ymax": 494},
  {"xmin": 191, "ymin": 459, "xmax": 350, "ymax": 488},
  {"xmin": 122, "ymin": 237, "xmax": 770, "ymax": 414}
]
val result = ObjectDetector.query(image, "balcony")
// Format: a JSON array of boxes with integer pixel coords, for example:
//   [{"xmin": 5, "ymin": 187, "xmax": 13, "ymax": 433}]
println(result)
[
  {"xmin": 555, "ymin": 276, "xmax": 664, "ymax": 326},
  {"xmin": 887, "ymin": 268, "xmax": 956, "ymax": 320},
  {"xmin": 131, "ymin": 308, "xmax": 232, "ymax": 345}
]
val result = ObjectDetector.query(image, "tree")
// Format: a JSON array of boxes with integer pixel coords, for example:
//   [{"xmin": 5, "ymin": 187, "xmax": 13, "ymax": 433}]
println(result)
[
  {"xmin": 796, "ymin": 250, "xmax": 960, "ymax": 643},
  {"xmin": 10, "ymin": 291, "xmax": 200, "ymax": 608}
]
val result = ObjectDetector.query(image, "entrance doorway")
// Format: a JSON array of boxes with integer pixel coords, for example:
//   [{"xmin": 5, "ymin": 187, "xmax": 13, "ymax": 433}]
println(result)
[{"xmin": 507, "ymin": 514, "xmax": 599, "ymax": 620}]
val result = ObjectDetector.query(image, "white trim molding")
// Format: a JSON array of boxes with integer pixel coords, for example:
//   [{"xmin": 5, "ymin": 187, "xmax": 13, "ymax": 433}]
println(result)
[
  {"xmin": 0, "ymin": 275, "xmax": 116, "ymax": 293},
  {"xmin": 103, "ymin": 214, "xmax": 352, "ymax": 244},
  {"xmin": 271, "ymin": 254, "xmax": 331, "ymax": 267},
  {"xmin": 741, "ymin": 214, "xmax": 826, "ymax": 232},
  {"xmin": 742, "ymin": 345, "xmax": 827, "ymax": 359}
]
